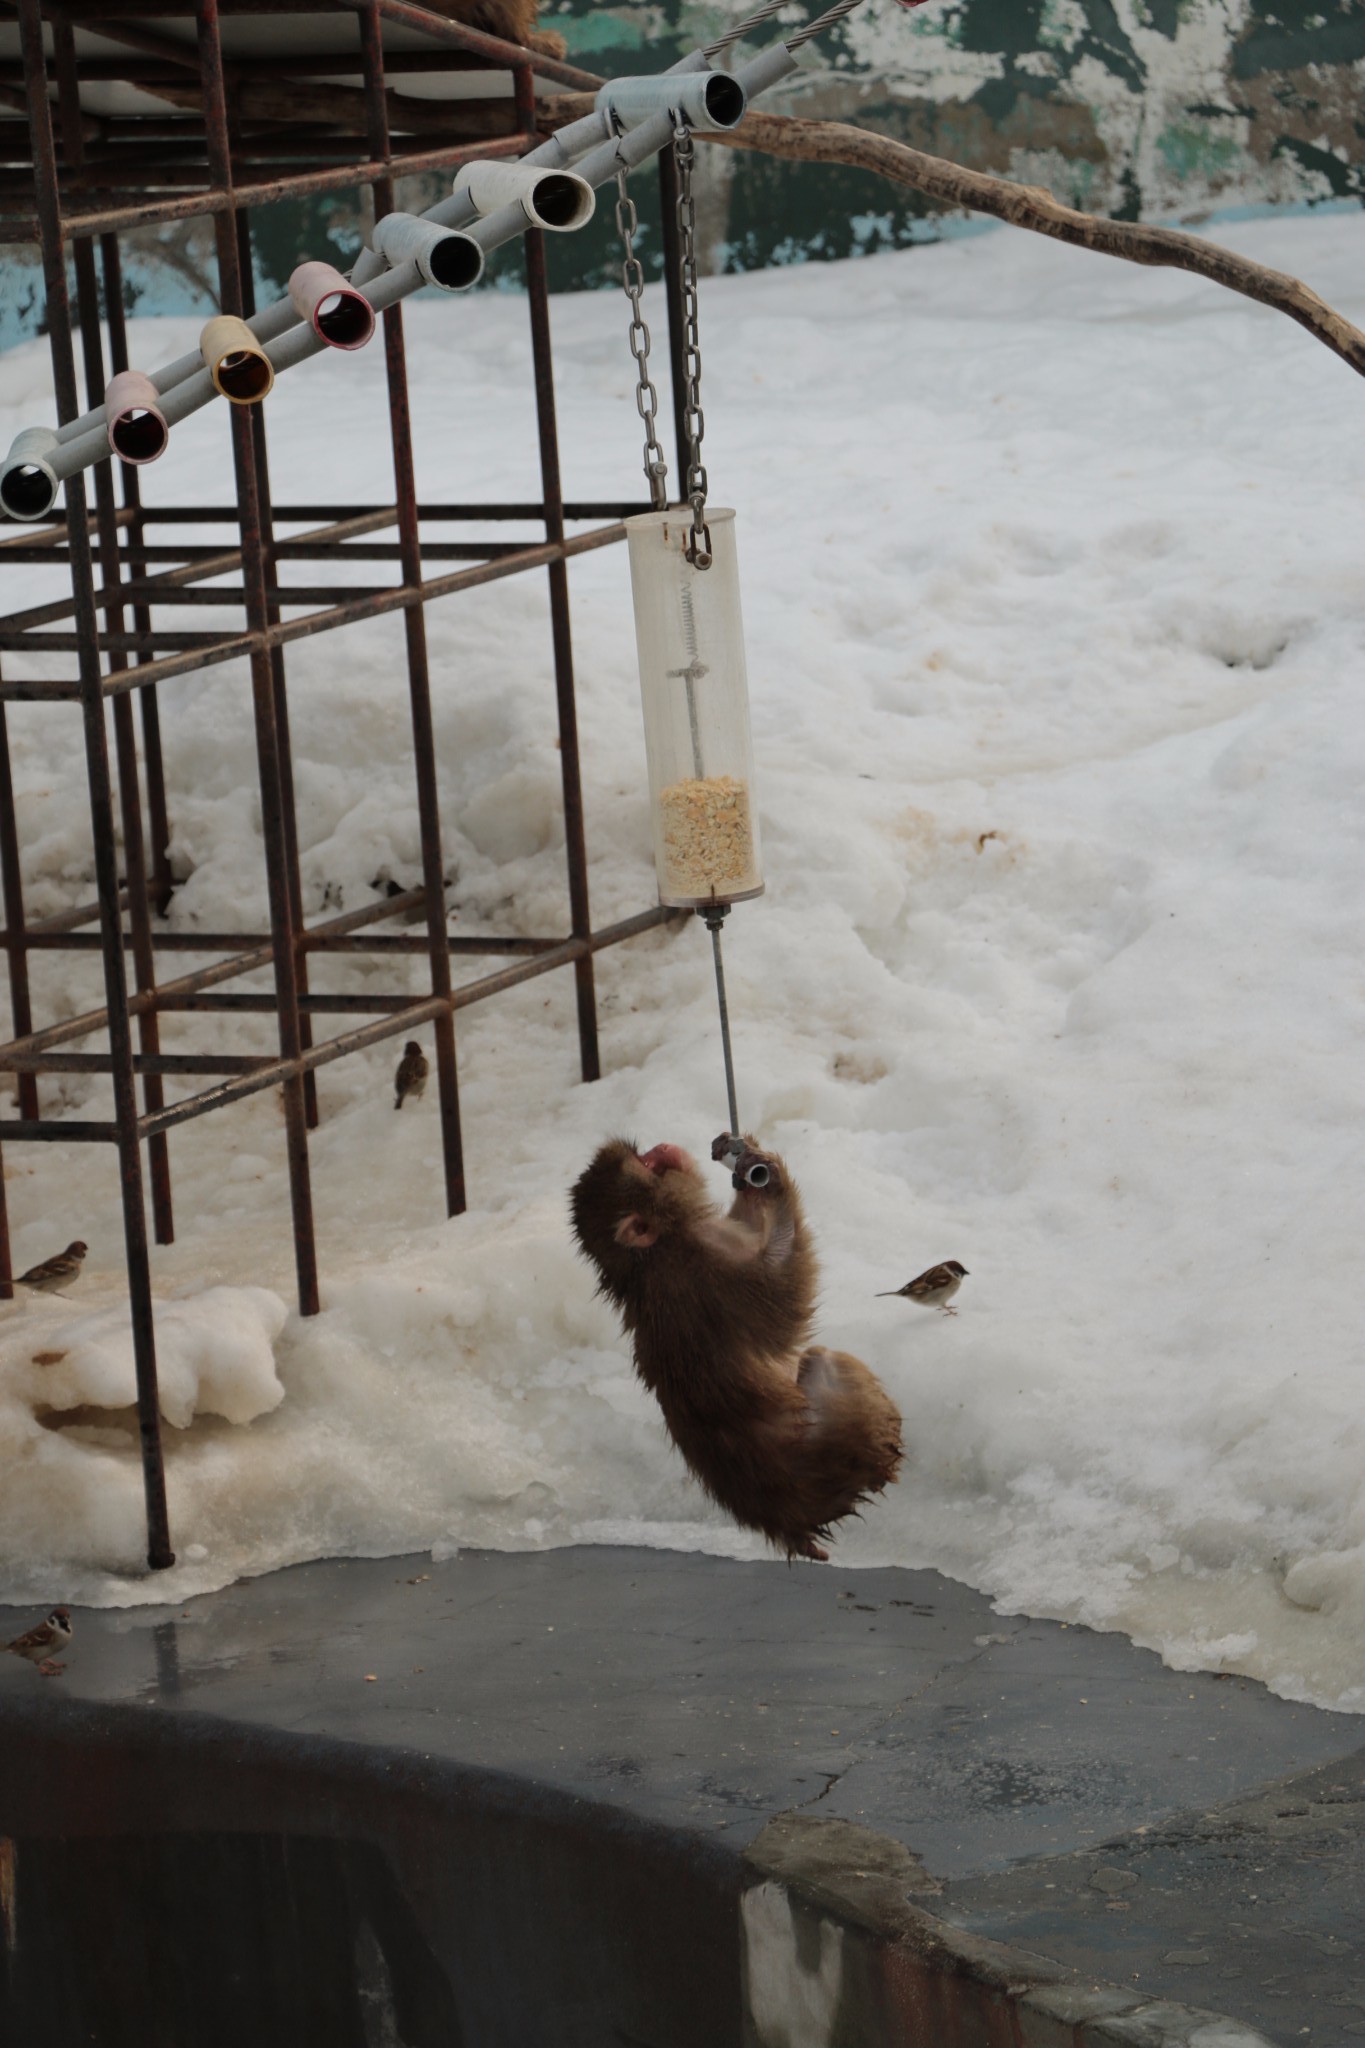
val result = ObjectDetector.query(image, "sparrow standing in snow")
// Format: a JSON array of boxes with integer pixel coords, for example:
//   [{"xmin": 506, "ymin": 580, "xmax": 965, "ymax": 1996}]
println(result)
[
  {"xmin": 6, "ymin": 1607, "xmax": 72, "ymax": 1676},
  {"xmin": 394, "ymin": 1041, "xmax": 428, "ymax": 1110},
  {"xmin": 878, "ymin": 1261, "xmax": 969, "ymax": 1316},
  {"xmin": 16, "ymin": 1241, "xmax": 87, "ymax": 1296}
]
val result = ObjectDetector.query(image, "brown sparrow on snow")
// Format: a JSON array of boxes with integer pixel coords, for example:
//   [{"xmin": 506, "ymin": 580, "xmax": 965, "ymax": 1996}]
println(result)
[
  {"xmin": 878, "ymin": 1260, "xmax": 969, "ymax": 1315},
  {"xmin": 394, "ymin": 1042, "xmax": 428, "ymax": 1110},
  {"xmin": 6, "ymin": 1607, "xmax": 72, "ymax": 1676},
  {"xmin": 16, "ymin": 1241, "xmax": 87, "ymax": 1296}
]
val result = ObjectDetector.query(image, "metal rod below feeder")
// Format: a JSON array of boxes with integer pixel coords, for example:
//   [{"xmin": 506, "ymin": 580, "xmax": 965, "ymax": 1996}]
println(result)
[{"xmin": 702, "ymin": 906, "xmax": 741, "ymax": 1143}]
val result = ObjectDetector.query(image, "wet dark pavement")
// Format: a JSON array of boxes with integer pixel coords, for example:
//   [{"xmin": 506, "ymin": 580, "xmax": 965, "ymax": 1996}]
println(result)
[{"xmin": 1, "ymin": 1545, "xmax": 1362, "ymax": 2042}]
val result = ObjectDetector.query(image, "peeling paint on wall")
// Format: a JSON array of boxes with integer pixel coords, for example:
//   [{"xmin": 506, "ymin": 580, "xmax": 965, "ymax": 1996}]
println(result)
[
  {"xmin": 0, "ymin": 1, "xmax": 1358, "ymax": 342},
  {"xmin": 547, "ymin": 0, "xmax": 1364, "ymax": 269}
]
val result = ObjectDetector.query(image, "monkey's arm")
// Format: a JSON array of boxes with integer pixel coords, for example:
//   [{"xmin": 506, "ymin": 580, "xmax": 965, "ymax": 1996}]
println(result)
[{"xmin": 695, "ymin": 1139, "xmax": 799, "ymax": 1267}]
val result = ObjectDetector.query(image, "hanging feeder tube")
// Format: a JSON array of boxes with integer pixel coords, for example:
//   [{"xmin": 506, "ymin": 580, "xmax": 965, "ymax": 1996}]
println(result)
[
  {"xmin": 627, "ymin": 508, "xmax": 763, "ymax": 912},
  {"xmin": 9, "ymin": 39, "xmax": 803, "ymax": 516}
]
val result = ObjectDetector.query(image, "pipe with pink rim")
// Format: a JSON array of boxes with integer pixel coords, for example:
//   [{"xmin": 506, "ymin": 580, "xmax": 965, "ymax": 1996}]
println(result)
[
  {"xmin": 104, "ymin": 370, "xmax": 169, "ymax": 466},
  {"xmin": 288, "ymin": 262, "xmax": 376, "ymax": 352}
]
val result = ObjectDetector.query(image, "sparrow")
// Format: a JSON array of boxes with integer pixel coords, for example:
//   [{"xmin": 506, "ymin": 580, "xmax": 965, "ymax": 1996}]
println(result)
[
  {"xmin": 16, "ymin": 1241, "xmax": 87, "ymax": 1295},
  {"xmin": 877, "ymin": 1260, "xmax": 969, "ymax": 1315},
  {"xmin": 394, "ymin": 1042, "xmax": 428, "ymax": 1110},
  {"xmin": 6, "ymin": 1607, "xmax": 72, "ymax": 1677}
]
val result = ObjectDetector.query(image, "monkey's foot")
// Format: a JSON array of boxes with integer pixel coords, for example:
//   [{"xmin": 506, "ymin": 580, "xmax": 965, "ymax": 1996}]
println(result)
[
  {"xmin": 711, "ymin": 1131, "xmax": 743, "ymax": 1163},
  {"xmin": 789, "ymin": 1537, "xmax": 830, "ymax": 1563}
]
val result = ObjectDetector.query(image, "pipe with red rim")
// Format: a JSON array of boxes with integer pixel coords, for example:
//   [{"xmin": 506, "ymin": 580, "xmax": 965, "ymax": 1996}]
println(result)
[
  {"xmin": 288, "ymin": 262, "xmax": 376, "ymax": 352},
  {"xmin": 104, "ymin": 369, "xmax": 169, "ymax": 465}
]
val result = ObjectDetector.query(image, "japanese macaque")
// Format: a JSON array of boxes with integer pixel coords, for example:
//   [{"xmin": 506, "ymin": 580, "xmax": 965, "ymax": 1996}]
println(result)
[
  {"xmin": 420, "ymin": 0, "xmax": 567, "ymax": 58},
  {"xmin": 571, "ymin": 1134, "xmax": 903, "ymax": 1561}
]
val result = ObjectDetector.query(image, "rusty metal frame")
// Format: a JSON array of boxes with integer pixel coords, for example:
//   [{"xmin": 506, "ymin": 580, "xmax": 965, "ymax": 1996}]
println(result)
[{"xmin": 0, "ymin": 0, "xmax": 685, "ymax": 1570}]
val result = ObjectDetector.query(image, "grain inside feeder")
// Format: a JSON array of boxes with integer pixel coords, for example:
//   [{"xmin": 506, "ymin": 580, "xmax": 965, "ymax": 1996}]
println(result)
[
  {"xmin": 626, "ymin": 508, "xmax": 764, "ymax": 912},
  {"xmin": 658, "ymin": 774, "xmax": 760, "ymax": 902}
]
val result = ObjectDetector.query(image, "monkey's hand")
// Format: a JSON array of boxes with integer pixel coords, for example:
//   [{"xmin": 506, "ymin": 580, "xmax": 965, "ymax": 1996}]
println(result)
[{"xmin": 731, "ymin": 1143, "xmax": 784, "ymax": 1196}]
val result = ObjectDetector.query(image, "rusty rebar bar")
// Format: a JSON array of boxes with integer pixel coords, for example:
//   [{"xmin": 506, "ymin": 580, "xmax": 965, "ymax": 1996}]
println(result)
[
  {"xmin": 196, "ymin": 0, "xmax": 319, "ymax": 1316},
  {"xmin": 359, "ymin": 0, "xmax": 466, "ymax": 1215},
  {"xmin": 53, "ymin": 16, "xmax": 176, "ymax": 1249},
  {"xmin": 18, "ymin": 0, "xmax": 173, "ymax": 1571}
]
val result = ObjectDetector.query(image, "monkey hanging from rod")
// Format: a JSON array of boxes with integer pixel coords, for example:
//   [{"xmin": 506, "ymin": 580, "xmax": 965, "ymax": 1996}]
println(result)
[{"xmin": 571, "ymin": 1132, "xmax": 902, "ymax": 1561}]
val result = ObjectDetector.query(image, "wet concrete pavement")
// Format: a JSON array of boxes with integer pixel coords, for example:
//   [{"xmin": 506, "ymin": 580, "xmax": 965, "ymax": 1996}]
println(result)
[{"xmin": 1, "ymin": 1546, "xmax": 1361, "ymax": 2042}]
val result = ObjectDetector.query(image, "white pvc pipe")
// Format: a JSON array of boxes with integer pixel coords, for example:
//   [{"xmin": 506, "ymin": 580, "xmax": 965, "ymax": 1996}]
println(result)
[
  {"xmin": 0, "ymin": 427, "xmax": 60, "ymax": 523},
  {"xmin": 451, "ymin": 159, "xmax": 595, "ymax": 232},
  {"xmin": 18, "ymin": 42, "xmax": 801, "ymax": 514},
  {"xmin": 43, "ymin": 39, "xmax": 735, "ymax": 458},
  {"xmin": 595, "ymin": 69, "xmax": 747, "ymax": 133},
  {"xmin": 369, "ymin": 213, "xmax": 484, "ymax": 291},
  {"xmin": 104, "ymin": 369, "xmax": 168, "ymax": 465}
]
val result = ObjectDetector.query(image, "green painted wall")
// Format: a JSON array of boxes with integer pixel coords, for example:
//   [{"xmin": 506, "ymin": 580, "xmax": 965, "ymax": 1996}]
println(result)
[
  {"xmin": 367, "ymin": 0, "xmax": 1365, "ymax": 310},
  {"xmin": 530, "ymin": 0, "xmax": 1364, "ymax": 293},
  {"xmin": 1, "ymin": 0, "xmax": 1359, "ymax": 342}
]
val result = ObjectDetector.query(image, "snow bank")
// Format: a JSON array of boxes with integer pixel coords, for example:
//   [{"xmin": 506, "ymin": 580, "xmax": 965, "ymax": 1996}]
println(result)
[
  {"xmin": 0, "ymin": 1288, "xmax": 286, "ymax": 1588},
  {"xmin": 0, "ymin": 212, "xmax": 1361, "ymax": 1709}
]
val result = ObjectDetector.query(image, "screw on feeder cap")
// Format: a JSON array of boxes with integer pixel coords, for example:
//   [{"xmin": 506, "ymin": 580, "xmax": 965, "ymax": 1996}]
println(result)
[{"xmin": 288, "ymin": 263, "xmax": 376, "ymax": 351}]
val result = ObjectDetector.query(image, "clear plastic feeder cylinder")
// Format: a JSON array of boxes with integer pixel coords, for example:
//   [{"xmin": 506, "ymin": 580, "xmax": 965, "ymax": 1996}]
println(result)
[{"xmin": 626, "ymin": 509, "xmax": 764, "ymax": 910}]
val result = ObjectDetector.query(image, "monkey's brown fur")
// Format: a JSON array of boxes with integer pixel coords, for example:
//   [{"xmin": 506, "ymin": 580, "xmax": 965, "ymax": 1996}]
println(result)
[
  {"xmin": 571, "ymin": 1135, "xmax": 903, "ymax": 1561},
  {"xmin": 418, "ymin": 0, "xmax": 567, "ymax": 58}
]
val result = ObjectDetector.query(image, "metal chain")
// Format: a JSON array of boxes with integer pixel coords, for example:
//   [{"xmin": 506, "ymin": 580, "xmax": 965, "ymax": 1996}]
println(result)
[
  {"xmin": 614, "ymin": 166, "xmax": 669, "ymax": 512},
  {"xmin": 671, "ymin": 120, "xmax": 712, "ymax": 569}
]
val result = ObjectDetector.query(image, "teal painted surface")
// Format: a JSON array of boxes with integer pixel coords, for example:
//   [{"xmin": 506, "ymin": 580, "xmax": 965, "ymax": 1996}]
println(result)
[{"xmin": 0, "ymin": 0, "xmax": 1359, "ymax": 343}]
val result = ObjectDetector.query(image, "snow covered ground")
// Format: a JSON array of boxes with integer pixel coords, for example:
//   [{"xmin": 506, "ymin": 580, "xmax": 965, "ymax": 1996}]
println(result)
[{"xmin": 0, "ymin": 211, "xmax": 1361, "ymax": 1711}]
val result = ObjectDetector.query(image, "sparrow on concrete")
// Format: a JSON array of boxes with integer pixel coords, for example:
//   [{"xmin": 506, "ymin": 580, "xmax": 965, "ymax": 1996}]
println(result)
[
  {"xmin": 6, "ymin": 1607, "xmax": 72, "ymax": 1677},
  {"xmin": 394, "ymin": 1042, "xmax": 428, "ymax": 1110},
  {"xmin": 877, "ymin": 1260, "xmax": 969, "ymax": 1315},
  {"xmin": 16, "ymin": 1241, "xmax": 87, "ymax": 1295}
]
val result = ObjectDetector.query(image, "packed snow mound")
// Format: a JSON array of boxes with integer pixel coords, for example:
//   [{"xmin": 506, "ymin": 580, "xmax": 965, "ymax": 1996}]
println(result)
[
  {"xmin": 0, "ymin": 1287, "xmax": 287, "ymax": 1590},
  {"xmin": 0, "ymin": 211, "xmax": 1361, "ymax": 1707},
  {"xmin": 5, "ymin": 1286, "xmax": 288, "ymax": 1430}
]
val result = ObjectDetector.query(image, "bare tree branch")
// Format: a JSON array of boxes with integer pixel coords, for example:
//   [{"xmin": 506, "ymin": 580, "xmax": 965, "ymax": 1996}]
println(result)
[{"xmin": 539, "ymin": 95, "xmax": 1365, "ymax": 382}]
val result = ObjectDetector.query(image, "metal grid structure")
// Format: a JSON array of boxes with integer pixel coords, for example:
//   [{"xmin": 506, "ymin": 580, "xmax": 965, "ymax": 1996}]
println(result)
[{"xmin": 0, "ymin": 0, "xmax": 697, "ymax": 1570}]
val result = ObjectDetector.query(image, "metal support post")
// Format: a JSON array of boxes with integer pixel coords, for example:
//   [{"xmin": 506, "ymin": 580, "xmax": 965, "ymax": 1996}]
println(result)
[
  {"xmin": 18, "ymin": 0, "xmax": 174, "ymax": 1570},
  {"xmin": 196, "ymin": 0, "xmax": 319, "ymax": 1315},
  {"xmin": 516, "ymin": 62, "xmax": 600, "ymax": 1083},
  {"xmin": 53, "ymin": 18, "xmax": 175, "ymax": 1248},
  {"xmin": 358, "ymin": 0, "xmax": 466, "ymax": 1213}
]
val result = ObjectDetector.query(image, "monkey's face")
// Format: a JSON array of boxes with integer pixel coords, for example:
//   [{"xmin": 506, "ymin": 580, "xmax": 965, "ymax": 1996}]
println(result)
[{"xmin": 570, "ymin": 1138, "xmax": 711, "ymax": 1302}]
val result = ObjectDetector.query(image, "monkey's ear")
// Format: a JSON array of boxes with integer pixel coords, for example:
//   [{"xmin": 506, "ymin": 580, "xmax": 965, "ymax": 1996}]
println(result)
[{"xmin": 614, "ymin": 1213, "xmax": 659, "ymax": 1250}]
